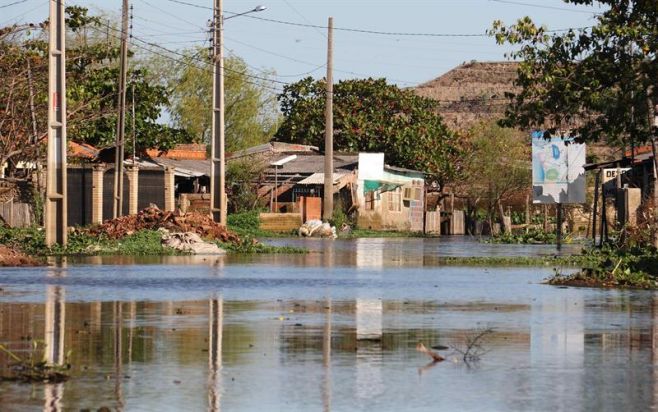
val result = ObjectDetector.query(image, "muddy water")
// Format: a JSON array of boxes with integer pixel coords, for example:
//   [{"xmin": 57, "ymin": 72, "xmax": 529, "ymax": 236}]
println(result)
[{"xmin": 0, "ymin": 238, "xmax": 655, "ymax": 411}]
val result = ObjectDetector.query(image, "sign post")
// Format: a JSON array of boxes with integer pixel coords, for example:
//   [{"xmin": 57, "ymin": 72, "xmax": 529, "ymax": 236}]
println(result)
[{"xmin": 531, "ymin": 132, "xmax": 586, "ymax": 251}]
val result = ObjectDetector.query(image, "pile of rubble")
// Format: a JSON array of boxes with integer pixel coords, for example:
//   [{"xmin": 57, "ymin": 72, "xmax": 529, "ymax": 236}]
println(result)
[
  {"xmin": 0, "ymin": 245, "xmax": 40, "ymax": 267},
  {"xmin": 86, "ymin": 206, "xmax": 241, "ymax": 244}
]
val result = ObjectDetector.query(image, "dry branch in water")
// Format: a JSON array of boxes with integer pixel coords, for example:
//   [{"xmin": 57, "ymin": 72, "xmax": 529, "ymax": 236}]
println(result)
[{"xmin": 451, "ymin": 327, "xmax": 494, "ymax": 364}]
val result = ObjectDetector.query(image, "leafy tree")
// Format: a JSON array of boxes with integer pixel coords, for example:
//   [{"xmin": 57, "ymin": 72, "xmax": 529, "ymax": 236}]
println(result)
[
  {"xmin": 0, "ymin": 6, "xmax": 191, "ymax": 174},
  {"xmin": 162, "ymin": 49, "xmax": 280, "ymax": 152},
  {"xmin": 457, "ymin": 121, "xmax": 531, "ymax": 232},
  {"xmin": 490, "ymin": 1, "xmax": 658, "ymax": 148},
  {"xmin": 275, "ymin": 77, "xmax": 460, "ymax": 184}
]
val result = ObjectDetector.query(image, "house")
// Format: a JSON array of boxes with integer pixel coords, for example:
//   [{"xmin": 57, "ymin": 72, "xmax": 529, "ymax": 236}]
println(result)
[{"xmin": 355, "ymin": 153, "xmax": 426, "ymax": 232}]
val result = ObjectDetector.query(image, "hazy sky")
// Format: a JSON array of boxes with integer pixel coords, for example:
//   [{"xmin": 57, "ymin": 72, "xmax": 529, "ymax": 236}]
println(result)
[{"xmin": 3, "ymin": 0, "xmax": 604, "ymax": 91}]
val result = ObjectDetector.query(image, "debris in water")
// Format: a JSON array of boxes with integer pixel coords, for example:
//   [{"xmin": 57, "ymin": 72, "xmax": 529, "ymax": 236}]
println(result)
[{"xmin": 416, "ymin": 342, "xmax": 445, "ymax": 362}]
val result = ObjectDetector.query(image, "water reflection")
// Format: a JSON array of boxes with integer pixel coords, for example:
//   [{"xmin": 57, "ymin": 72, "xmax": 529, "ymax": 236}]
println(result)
[
  {"xmin": 3, "ymin": 258, "xmax": 658, "ymax": 410},
  {"xmin": 208, "ymin": 297, "xmax": 223, "ymax": 412},
  {"xmin": 2, "ymin": 291, "xmax": 658, "ymax": 410}
]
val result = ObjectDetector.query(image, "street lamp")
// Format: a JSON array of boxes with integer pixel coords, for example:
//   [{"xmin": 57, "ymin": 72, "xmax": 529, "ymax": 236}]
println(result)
[
  {"xmin": 210, "ymin": 2, "xmax": 266, "ymax": 225},
  {"xmin": 226, "ymin": 5, "xmax": 267, "ymax": 20}
]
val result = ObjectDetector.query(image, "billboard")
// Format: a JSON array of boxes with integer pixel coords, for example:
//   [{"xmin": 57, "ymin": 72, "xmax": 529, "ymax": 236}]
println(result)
[{"xmin": 532, "ymin": 131, "xmax": 586, "ymax": 204}]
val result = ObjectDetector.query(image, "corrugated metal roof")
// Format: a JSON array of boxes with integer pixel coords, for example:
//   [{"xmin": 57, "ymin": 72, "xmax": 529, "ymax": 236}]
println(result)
[
  {"xmin": 297, "ymin": 172, "xmax": 348, "ymax": 185},
  {"xmin": 267, "ymin": 154, "xmax": 358, "ymax": 174},
  {"xmin": 149, "ymin": 157, "xmax": 210, "ymax": 177}
]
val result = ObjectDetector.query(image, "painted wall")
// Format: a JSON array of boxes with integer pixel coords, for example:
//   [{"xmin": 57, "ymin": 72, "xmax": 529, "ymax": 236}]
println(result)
[{"xmin": 356, "ymin": 170, "xmax": 425, "ymax": 231}]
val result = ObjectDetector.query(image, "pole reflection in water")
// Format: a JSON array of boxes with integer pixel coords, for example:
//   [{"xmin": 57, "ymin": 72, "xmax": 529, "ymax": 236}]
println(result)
[
  {"xmin": 530, "ymin": 293, "xmax": 584, "ymax": 411},
  {"xmin": 208, "ymin": 297, "xmax": 223, "ymax": 412},
  {"xmin": 322, "ymin": 298, "xmax": 332, "ymax": 412},
  {"xmin": 44, "ymin": 264, "xmax": 66, "ymax": 412},
  {"xmin": 114, "ymin": 301, "xmax": 124, "ymax": 411},
  {"xmin": 355, "ymin": 298, "xmax": 384, "ymax": 401}
]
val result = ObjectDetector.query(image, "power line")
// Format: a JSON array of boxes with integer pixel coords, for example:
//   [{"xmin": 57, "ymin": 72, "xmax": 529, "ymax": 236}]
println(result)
[
  {"xmin": 0, "ymin": 0, "xmax": 29, "ymax": 9},
  {"xmin": 161, "ymin": 0, "xmax": 593, "ymax": 37},
  {"xmin": 489, "ymin": 0, "xmax": 599, "ymax": 14},
  {"xmin": 162, "ymin": 0, "xmax": 487, "ymax": 37},
  {"xmin": 92, "ymin": 22, "xmax": 285, "ymax": 93}
]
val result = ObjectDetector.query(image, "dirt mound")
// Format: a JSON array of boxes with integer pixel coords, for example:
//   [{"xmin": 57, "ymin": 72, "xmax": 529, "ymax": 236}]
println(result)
[
  {"xmin": 87, "ymin": 206, "xmax": 241, "ymax": 244},
  {"xmin": 0, "ymin": 245, "xmax": 41, "ymax": 266}
]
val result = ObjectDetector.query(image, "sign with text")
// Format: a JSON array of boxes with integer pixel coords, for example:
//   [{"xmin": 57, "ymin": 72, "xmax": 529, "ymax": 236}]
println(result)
[{"xmin": 602, "ymin": 168, "xmax": 631, "ymax": 197}]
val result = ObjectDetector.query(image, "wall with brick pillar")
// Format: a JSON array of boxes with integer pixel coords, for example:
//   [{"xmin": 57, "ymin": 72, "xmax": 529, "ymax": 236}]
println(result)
[
  {"xmin": 164, "ymin": 167, "xmax": 176, "ymax": 211},
  {"xmin": 126, "ymin": 165, "xmax": 139, "ymax": 215},
  {"xmin": 91, "ymin": 165, "xmax": 105, "ymax": 225}
]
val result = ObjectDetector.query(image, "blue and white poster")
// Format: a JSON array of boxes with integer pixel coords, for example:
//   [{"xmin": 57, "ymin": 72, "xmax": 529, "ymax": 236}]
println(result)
[{"xmin": 532, "ymin": 131, "xmax": 586, "ymax": 204}]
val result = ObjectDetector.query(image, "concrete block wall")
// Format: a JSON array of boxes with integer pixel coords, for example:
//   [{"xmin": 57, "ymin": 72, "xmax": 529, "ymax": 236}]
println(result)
[
  {"xmin": 164, "ymin": 167, "xmax": 176, "ymax": 211},
  {"xmin": 126, "ymin": 166, "xmax": 139, "ymax": 215},
  {"xmin": 91, "ymin": 165, "xmax": 104, "ymax": 225}
]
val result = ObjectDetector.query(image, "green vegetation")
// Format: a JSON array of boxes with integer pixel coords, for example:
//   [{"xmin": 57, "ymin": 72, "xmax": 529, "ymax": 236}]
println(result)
[
  {"xmin": 0, "ymin": 223, "xmax": 305, "ymax": 258},
  {"xmin": 275, "ymin": 77, "xmax": 460, "ymax": 184},
  {"xmin": 485, "ymin": 228, "xmax": 562, "ymax": 244},
  {"xmin": 435, "ymin": 254, "xmax": 588, "ymax": 267},
  {"xmin": 0, "ymin": 226, "xmax": 178, "ymax": 257},
  {"xmin": 457, "ymin": 122, "xmax": 530, "ymax": 232},
  {"xmin": 547, "ymin": 246, "xmax": 658, "ymax": 289},
  {"xmin": 219, "ymin": 236, "xmax": 306, "ymax": 254},
  {"xmin": 155, "ymin": 50, "xmax": 280, "ymax": 151},
  {"xmin": 341, "ymin": 229, "xmax": 428, "ymax": 238},
  {"xmin": 491, "ymin": 1, "xmax": 658, "ymax": 147},
  {"xmin": 0, "ymin": 341, "xmax": 70, "ymax": 383}
]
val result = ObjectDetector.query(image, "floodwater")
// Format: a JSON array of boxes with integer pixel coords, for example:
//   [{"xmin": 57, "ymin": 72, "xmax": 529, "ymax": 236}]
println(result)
[{"xmin": 0, "ymin": 238, "xmax": 655, "ymax": 411}]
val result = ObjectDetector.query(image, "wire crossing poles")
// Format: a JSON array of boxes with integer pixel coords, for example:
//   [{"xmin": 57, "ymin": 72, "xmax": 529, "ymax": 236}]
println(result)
[
  {"xmin": 113, "ymin": 0, "xmax": 130, "ymax": 218},
  {"xmin": 46, "ymin": 0, "xmax": 67, "ymax": 246},
  {"xmin": 323, "ymin": 17, "xmax": 334, "ymax": 221},
  {"xmin": 210, "ymin": 0, "xmax": 226, "ymax": 225}
]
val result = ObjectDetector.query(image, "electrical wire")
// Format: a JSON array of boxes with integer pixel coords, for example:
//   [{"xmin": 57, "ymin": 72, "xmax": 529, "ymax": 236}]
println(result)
[
  {"xmin": 489, "ymin": 0, "xmax": 599, "ymax": 15},
  {"xmin": 161, "ymin": 0, "xmax": 592, "ymax": 37},
  {"xmin": 92, "ymin": 23, "xmax": 285, "ymax": 93},
  {"xmin": 0, "ymin": 0, "xmax": 29, "ymax": 9}
]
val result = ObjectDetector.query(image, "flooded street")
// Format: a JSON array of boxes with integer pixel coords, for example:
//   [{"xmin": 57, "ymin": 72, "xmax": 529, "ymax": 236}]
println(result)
[{"xmin": 0, "ymin": 238, "xmax": 656, "ymax": 411}]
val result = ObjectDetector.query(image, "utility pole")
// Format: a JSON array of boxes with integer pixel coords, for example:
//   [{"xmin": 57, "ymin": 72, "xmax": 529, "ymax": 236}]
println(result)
[
  {"xmin": 132, "ymin": 83, "xmax": 136, "ymax": 164},
  {"xmin": 45, "ymin": 0, "xmax": 67, "ymax": 246},
  {"xmin": 113, "ymin": 0, "xmax": 130, "ymax": 218},
  {"xmin": 323, "ymin": 17, "xmax": 334, "ymax": 221},
  {"xmin": 210, "ymin": 0, "xmax": 226, "ymax": 225}
]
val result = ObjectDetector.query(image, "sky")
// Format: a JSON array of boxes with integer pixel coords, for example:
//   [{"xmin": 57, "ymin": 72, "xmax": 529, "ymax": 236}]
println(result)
[{"xmin": 2, "ymin": 0, "xmax": 605, "ymax": 92}]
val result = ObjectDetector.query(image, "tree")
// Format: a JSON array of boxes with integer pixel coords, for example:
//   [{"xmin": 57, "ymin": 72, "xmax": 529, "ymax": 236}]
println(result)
[
  {"xmin": 490, "ymin": 1, "xmax": 658, "ymax": 148},
  {"xmin": 457, "ymin": 121, "xmax": 531, "ymax": 232},
  {"xmin": 491, "ymin": 0, "xmax": 658, "ymax": 245},
  {"xmin": 162, "ymin": 49, "xmax": 280, "ymax": 152},
  {"xmin": 275, "ymin": 77, "xmax": 460, "ymax": 184},
  {"xmin": 0, "ymin": 6, "xmax": 191, "ymax": 174}
]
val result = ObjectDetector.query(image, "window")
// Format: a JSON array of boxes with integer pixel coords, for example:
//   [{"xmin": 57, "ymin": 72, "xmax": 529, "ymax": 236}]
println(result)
[
  {"xmin": 388, "ymin": 188, "xmax": 401, "ymax": 212},
  {"xmin": 403, "ymin": 187, "xmax": 421, "ymax": 201}
]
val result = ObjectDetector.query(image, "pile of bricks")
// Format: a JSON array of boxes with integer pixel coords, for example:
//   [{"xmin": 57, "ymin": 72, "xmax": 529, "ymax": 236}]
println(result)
[{"xmin": 86, "ymin": 206, "xmax": 241, "ymax": 244}]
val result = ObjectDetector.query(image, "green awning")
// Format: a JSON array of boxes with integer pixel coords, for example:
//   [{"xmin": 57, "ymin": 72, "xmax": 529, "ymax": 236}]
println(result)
[{"xmin": 363, "ymin": 180, "xmax": 400, "ymax": 193}]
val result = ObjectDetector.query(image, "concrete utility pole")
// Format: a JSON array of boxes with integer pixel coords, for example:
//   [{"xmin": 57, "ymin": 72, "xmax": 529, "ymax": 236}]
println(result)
[
  {"xmin": 323, "ymin": 17, "xmax": 334, "ymax": 221},
  {"xmin": 45, "ymin": 0, "xmax": 67, "ymax": 246},
  {"xmin": 113, "ymin": 0, "xmax": 130, "ymax": 218},
  {"xmin": 210, "ymin": 0, "xmax": 226, "ymax": 225}
]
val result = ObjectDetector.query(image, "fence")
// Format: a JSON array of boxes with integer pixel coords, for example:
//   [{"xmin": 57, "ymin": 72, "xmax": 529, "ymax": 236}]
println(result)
[{"xmin": 0, "ymin": 198, "xmax": 33, "ymax": 228}]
